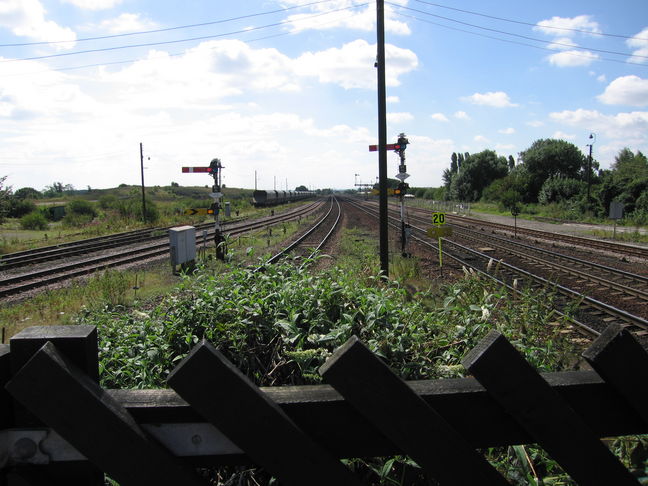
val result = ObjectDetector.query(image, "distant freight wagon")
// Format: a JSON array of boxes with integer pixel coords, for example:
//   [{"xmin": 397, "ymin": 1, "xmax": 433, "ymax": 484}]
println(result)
[{"xmin": 252, "ymin": 190, "xmax": 315, "ymax": 207}]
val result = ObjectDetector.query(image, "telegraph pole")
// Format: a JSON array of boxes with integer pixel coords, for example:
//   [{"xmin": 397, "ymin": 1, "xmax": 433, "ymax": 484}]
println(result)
[
  {"xmin": 376, "ymin": 0, "xmax": 389, "ymax": 277},
  {"xmin": 140, "ymin": 142, "xmax": 147, "ymax": 223}
]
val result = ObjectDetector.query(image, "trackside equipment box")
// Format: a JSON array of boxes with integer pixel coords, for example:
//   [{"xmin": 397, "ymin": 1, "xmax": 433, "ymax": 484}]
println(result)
[{"xmin": 169, "ymin": 225, "xmax": 196, "ymax": 267}]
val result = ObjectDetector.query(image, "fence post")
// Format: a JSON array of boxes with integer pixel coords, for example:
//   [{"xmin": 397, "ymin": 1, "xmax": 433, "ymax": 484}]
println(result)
[
  {"xmin": 463, "ymin": 330, "xmax": 640, "ymax": 486},
  {"xmin": 168, "ymin": 339, "xmax": 363, "ymax": 486},
  {"xmin": 582, "ymin": 323, "xmax": 648, "ymax": 424},
  {"xmin": 6, "ymin": 341, "xmax": 206, "ymax": 486},
  {"xmin": 6, "ymin": 326, "xmax": 102, "ymax": 485},
  {"xmin": 319, "ymin": 336, "xmax": 509, "ymax": 485},
  {"xmin": 1, "ymin": 344, "xmax": 11, "ymax": 430}
]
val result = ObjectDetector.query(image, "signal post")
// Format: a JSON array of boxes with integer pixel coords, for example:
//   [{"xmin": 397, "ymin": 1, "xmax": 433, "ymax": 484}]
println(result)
[
  {"xmin": 394, "ymin": 133, "xmax": 410, "ymax": 256},
  {"xmin": 181, "ymin": 158, "xmax": 226, "ymax": 260},
  {"xmin": 369, "ymin": 133, "xmax": 411, "ymax": 258}
]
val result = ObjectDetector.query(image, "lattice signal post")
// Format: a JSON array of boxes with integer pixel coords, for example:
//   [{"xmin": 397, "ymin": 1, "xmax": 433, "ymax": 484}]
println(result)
[{"xmin": 182, "ymin": 159, "xmax": 226, "ymax": 260}]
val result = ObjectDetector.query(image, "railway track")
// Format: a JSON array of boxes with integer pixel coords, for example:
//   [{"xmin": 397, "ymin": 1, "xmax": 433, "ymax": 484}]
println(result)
[
  {"xmin": 394, "ymin": 202, "xmax": 648, "ymax": 259},
  {"xmin": 443, "ymin": 211, "xmax": 648, "ymax": 260},
  {"xmin": 400, "ymin": 210, "xmax": 648, "ymax": 322},
  {"xmin": 349, "ymin": 199, "xmax": 648, "ymax": 341},
  {"xmin": 0, "ymin": 202, "xmax": 321, "ymax": 272},
  {"xmin": 0, "ymin": 201, "xmax": 324, "ymax": 300},
  {"xmin": 265, "ymin": 196, "xmax": 342, "ymax": 266}
]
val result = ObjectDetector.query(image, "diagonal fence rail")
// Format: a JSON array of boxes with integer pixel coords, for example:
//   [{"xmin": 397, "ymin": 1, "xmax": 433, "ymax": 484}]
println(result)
[{"xmin": 1, "ymin": 322, "xmax": 647, "ymax": 485}]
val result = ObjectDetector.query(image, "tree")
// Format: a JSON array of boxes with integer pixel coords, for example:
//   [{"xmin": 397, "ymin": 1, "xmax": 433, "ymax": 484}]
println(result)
[
  {"xmin": 0, "ymin": 175, "xmax": 12, "ymax": 223},
  {"xmin": 295, "ymin": 185, "xmax": 308, "ymax": 191},
  {"xmin": 508, "ymin": 155, "xmax": 515, "ymax": 171},
  {"xmin": 519, "ymin": 139, "xmax": 586, "ymax": 202},
  {"xmin": 598, "ymin": 148, "xmax": 648, "ymax": 216},
  {"xmin": 448, "ymin": 150, "xmax": 508, "ymax": 201},
  {"xmin": 14, "ymin": 187, "xmax": 42, "ymax": 199}
]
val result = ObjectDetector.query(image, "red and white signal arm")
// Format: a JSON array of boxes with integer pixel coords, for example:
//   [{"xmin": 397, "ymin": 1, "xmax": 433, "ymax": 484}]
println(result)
[
  {"xmin": 369, "ymin": 143, "xmax": 400, "ymax": 152},
  {"xmin": 182, "ymin": 167, "xmax": 211, "ymax": 173}
]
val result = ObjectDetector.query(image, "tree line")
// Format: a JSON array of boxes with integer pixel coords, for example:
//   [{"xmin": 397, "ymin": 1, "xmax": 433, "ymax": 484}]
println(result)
[{"xmin": 411, "ymin": 139, "xmax": 647, "ymax": 224}]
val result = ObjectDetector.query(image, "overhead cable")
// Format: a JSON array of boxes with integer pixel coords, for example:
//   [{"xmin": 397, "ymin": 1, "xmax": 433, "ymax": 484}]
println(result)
[
  {"xmin": 412, "ymin": 0, "xmax": 648, "ymax": 41},
  {"xmin": 0, "ymin": 0, "xmax": 338, "ymax": 48},
  {"xmin": 387, "ymin": 2, "xmax": 648, "ymax": 61},
  {"xmin": 0, "ymin": 3, "xmax": 369, "ymax": 64}
]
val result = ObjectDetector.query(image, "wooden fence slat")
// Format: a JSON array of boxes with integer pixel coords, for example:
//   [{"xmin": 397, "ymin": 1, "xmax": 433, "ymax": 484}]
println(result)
[
  {"xmin": 9, "ymin": 326, "xmax": 98, "ymax": 382},
  {"xmin": 7, "ymin": 326, "xmax": 104, "ymax": 485},
  {"xmin": 1, "ymin": 344, "xmax": 11, "ymax": 429},
  {"xmin": 462, "ymin": 330, "xmax": 639, "ymax": 486},
  {"xmin": 167, "ymin": 340, "xmax": 363, "ymax": 486},
  {"xmin": 319, "ymin": 336, "xmax": 510, "ymax": 486},
  {"xmin": 5, "ymin": 342, "xmax": 206, "ymax": 486},
  {"xmin": 582, "ymin": 323, "xmax": 648, "ymax": 425}
]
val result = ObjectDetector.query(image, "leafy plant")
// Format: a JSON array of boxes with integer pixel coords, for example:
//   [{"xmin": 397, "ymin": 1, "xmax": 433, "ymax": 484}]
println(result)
[{"xmin": 19, "ymin": 211, "xmax": 48, "ymax": 230}]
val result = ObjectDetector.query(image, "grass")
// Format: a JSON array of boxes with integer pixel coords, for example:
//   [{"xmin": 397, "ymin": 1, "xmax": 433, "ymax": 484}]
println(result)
[
  {"xmin": 0, "ymin": 264, "xmax": 179, "ymax": 343},
  {"xmin": 584, "ymin": 228, "xmax": 648, "ymax": 244}
]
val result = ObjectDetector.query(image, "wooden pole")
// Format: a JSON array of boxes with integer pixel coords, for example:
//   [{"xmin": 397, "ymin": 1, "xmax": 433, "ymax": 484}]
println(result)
[
  {"xmin": 140, "ymin": 143, "xmax": 147, "ymax": 223},
  {"xmin": 376, "ymin": 0, "xmax": 389, "ymax": 277}
]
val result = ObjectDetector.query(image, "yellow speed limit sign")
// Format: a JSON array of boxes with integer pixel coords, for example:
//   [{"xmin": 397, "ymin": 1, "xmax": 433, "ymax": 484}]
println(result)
[{"xmin": 431, "ymin": 212, "xmax": 446, "ymax": 225}]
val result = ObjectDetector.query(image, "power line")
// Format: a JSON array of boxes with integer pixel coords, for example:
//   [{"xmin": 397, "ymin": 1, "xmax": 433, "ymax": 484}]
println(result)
[
  {"xmin": 0, "ymin": 0, "xmax": 337, "ymax": 48},
  {"xmin": 393, "ymin": 11, "xmax": 647, "ymax": 68},
  {"xmin": 412, "ymin": 0, "xmax": 648, "ymax": 41},
  {"xmin": 0, "ymin": 11, "xmax": 362, "ymax": 78},
  {"xmin": 1, "ymin": 2, "xmax": 369, "ymax": 64},
  {"xmin": 387, "ymin": 2, "xmax": 648, "ymax": 61}
]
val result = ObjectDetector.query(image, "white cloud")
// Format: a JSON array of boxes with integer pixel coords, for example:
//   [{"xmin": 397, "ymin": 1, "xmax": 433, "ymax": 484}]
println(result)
[
  {"xmin": 498, "ymin": 127, "xmax": 515, "ymax": 135},
  {"xmin": 547, "ymin": 37, "xmax": 578, "ymax": 51},
  {"xmin": 387, "ymin": 112, "xmax": 413, "ymax": 123},
  {"xmin": 0, "ymin": 0, "xmax": 76, "ymax": 49},
  {"xmin": 430, "ymin": 113, "xmax": 448, "ymax": 122},
  {"xmin": 283, "ymin": 1, "xmax": 410, "ymax": 35},
  {"xmin": 294, "ymin": 39, "xmax": 418, "ymax": 89},
  {"xmin": 454, "ymin": 110, "xmax": 470, "ymax": 120},
  {"xmin": 461, "ymin": 91, "xmax": 518, "ymax": 108},
  {"xmin": 534, "ymin": 15, "xmax": 601, "ymax": 68},
  {"xmin": 597, "ymin": 75, "xmax": 648, "ymax": 107},
  {"xmin": 627, "ymin": 27, "xmax": 648, "ymax": 64},
  {"xmin": 534, "ymin": 15, "xmax": 601, "ymax": 37},
  {"xmin": 550, "ymin": 108, "xmax": 648, "ymax": 140},
  {"xmin": 495, "ymin": 143, "xmax": 515, "ymax": 151},
  {"xmin": 597, "ymin": 74, "xmax": 607, "ymax": 83},
  {"xmin": 547, "ymin": 50, "xmax": 598, "ymax": 67},
  {"xmin": 552, "ymin": 131, "xmax": 576, "ymax": 140},
  {"xmin": 387, "ymin": 96, "xmax": 400, "ymax": 103},
  {"xmin": 87, "ymin": 13, "xmax": 158, "ymax": 34},
  {"xmin": 474, "ymin": 135, "xmax": 490, "ymax": 143},
  {"xmin": 61, "ymin": 0, "xmax": 123, "ymax": 10},
  {"xmin": 526, "ymin": 120, "xmax": 544, "ymax": 127}
]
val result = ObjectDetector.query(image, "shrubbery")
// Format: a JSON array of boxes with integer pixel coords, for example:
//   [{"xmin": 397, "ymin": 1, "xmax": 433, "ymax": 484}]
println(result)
[{"xmin": 20, "ymin": 211, "xmax": 48, "ymax": 230}]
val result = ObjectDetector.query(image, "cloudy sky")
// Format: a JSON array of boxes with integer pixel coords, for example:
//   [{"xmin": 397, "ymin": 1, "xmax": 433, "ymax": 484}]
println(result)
[{"xmin": 0, "ymin": 0, "xmax": 647, "ymax": 192}]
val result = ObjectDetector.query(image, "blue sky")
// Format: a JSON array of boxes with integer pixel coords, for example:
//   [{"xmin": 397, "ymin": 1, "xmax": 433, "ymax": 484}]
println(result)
[{"xmin": 0, "ymin": 0, "xmax": 647, "ymax": 192}]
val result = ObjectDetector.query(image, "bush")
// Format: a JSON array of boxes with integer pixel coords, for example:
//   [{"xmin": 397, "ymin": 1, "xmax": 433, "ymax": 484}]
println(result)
[
  {"xmin": 538, "ymin": 176, "xmax": 585, "ymax": 205},
  {"xmin": 8, "ymin": 199, "xmax": 37, "ymax": 218},
  {"xmin": 98, "ymin": 194, "xmax": 118, "ymax": 210},
  {"xmin": 20, "ymin": 211, "xmax": 49, "ymax": 230},
  {"xmin": 115, "ymin": 198, "xmax": 159, "ymax": 223},
  {"xmin": 62, "ymin": 212, "xmax": 94, "ymax": 228},
  {"xmin": 67, "ymin": 199, "xmax": 97, "ymax": 218}
]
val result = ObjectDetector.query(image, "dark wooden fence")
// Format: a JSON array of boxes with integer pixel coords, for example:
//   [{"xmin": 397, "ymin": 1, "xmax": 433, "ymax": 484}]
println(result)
[{"xmin": 1, "ymin": 323, "xmax": 647, "ymax": 485}]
